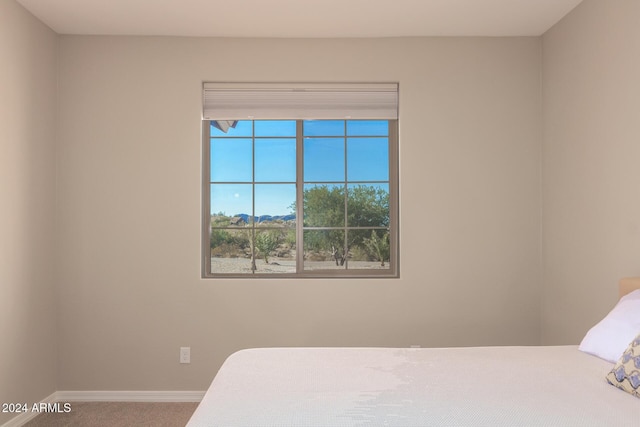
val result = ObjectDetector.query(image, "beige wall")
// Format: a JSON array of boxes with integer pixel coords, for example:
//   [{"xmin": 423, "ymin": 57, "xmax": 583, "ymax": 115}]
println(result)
[
  {"xmin": 0, "ymin": 0, "xmax": 58, "ymax": 423},
  {"xmin": 542, "ymin": 0, "xmax": 640, "ymax": 344},
  {"xmin": 4, "ymin": 0, "xmax": 638, "ymax": 398},
  {"xmin": 55, "ymin": 36, "xmax": 543, "ymax": 390}
]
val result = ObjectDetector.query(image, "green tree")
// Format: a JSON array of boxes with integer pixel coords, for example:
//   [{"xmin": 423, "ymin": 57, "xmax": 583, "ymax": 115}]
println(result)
[
  {"xmin": 255, "ymin": 231, "xmax": 280, "ymax": 264},
  {"xmin": 347, "ymin": 186, "xmax": 389, "ymax": 228},
  {"xmin": 363, "ymin": 230, "xmax": 390, "ymax": 267},
  {"xmin": 296, "ymin": 185, "xmax": 389, "ymax": 266},
  {"xmin": 302, "ymin": 185, "xmax": 345, "ymax": 228}
]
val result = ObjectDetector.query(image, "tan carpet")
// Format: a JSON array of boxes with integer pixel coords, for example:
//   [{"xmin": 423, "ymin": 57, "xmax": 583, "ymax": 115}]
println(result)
[{"xmin": 23, "ymin": 402, "xmax": 198, "ymax": 427}]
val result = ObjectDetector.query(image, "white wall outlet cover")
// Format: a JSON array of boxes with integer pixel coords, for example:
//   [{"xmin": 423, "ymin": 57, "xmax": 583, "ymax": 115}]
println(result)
[{"xmin": 180, "ymin": 347, "xmax": 191, "ymax": 364}]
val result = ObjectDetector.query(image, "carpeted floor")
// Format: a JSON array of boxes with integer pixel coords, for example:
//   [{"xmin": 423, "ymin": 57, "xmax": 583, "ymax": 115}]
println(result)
[{"xmin": 23, "ymin": 402, "xmax": 199, "ymax": 427}]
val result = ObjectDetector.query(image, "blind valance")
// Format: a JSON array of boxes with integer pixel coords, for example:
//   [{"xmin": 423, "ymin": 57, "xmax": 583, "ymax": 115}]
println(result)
[{"xmin": 203, "ymin": 83, "xmax": 398, "ymax": 120}]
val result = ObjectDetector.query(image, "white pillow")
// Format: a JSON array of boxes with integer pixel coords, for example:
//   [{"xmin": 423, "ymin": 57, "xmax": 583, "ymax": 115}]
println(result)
[{"xmin": 579, "ymin": 289, "xmax": 640, "ymax": 363}]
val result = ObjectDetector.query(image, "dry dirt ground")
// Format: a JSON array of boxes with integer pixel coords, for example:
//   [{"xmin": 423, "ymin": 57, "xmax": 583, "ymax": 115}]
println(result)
[{"xmin": 211, "ymin": 257, "xmax": 388, "ymax": 273}]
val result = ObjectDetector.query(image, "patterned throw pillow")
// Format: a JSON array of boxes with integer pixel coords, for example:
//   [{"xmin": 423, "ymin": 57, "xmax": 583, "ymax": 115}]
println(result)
[{"xmin": 606, "ymin": 333, "xmax": 640, "ymax": 398}]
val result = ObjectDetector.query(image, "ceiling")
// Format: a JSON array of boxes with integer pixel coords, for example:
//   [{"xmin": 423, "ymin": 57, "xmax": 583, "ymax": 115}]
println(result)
[{"xmin": 17, "ymin": 0, "xmax": 584, "ymax": 38}]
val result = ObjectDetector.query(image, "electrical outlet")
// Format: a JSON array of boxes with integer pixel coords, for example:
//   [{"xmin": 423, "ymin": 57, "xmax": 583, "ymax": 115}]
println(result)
[{"xmin": 180, "ymin": 347, "xmax": 191, "ymax": 364}]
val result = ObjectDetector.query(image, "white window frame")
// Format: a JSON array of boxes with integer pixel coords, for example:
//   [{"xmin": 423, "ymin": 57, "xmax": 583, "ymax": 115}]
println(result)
[{"xmin": 201, "ymin": 83, "xmax": 399, "ymax": 279}]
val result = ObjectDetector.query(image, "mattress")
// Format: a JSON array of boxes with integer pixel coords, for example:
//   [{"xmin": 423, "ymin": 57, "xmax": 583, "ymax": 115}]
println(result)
[{"xmin": 186, "ymin": 346, "xmax": 640, "ymax": 427}]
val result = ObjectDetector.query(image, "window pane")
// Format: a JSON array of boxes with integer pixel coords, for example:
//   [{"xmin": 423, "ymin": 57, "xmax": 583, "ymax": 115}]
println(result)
[
  {"xmin": 347, "ymin": 120, "xmax": 388, "ymax": 136},
  {"xmin": 210, "ymin": 120, "xmax": 253, "ymax": 137},
  {"xmin": 210, "ymin": 228, "xmax": 253, "ymax": 274},
  {"xmin": 204, "ymin": 117, "xmax": 397, "ymax": 278},
  {"xmin": 304, "ymin": 138, "xmax": 345, "ymax": 182},
  {"xmin": 255, "ymin": 120, "xmax": 296, "ymax": 137},
  {"xmin": 255, "ymin": 184, "xmax": 296, "ymax": 221},
  {"xmin": 347, "ymin": 137, "xmax": 389, "ymax": 181},
  {"xmin": 347, "ymin": 184, "xmax": 389, "ymax": 227},
  {"xmin": 347, "ymin": 229, "xmax": 391, "ymax": 270},
  {"xmin": 303, "ymin": 230, "xmax": 346, "ymax": 271},
  {"xmin": 303, "ymin": 120, "xmax": 345, "ymax": 137},
  {"xmin": 211, "ymin": 257, "xmax": 255, "ymax": 274},
  {"xmin": 210, "ymin": 138, "xmax": 252, "ymax": 182},
  {"xmin": 254, "ymin": 229, "xmax": 296, "ymax": 274},
  {"xmin": 303, "ymin": 184, "xmax": 345, "ymax": 227},
  {"xmin": 255, "ymin": 138, "xmax": 296, "ymax": 182},
  {"xmin": 210, "ymin": 184, "xmax": 252, "ymax": 219}
]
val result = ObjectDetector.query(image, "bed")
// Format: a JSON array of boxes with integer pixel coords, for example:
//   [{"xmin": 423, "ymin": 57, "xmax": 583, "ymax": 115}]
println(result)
[{"xmin": 187, "ymin": 280, "xmax": 640, "ymax": 426}]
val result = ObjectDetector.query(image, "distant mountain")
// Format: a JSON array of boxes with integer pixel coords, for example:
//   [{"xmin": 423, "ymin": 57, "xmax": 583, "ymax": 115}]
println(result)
[{"xmin": 236, "ymin": 213, "xmax": 296, "ymax": 223}]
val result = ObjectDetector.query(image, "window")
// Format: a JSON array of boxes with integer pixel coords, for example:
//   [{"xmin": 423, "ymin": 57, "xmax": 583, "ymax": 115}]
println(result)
[{"xmin": 202, "ymin": 84, "xmax": 398, "ymax": 278}]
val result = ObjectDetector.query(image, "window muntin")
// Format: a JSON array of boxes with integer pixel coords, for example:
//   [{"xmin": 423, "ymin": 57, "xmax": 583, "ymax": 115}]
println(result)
[{"xmin": 203, "ymin": 119, "xmax": 397, "ymax": 278}]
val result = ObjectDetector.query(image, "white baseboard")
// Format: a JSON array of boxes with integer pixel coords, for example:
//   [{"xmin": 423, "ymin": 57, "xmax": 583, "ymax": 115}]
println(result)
[{"xmin": 1, "ymin": 391, "xmax": 205, "ymax": 427}]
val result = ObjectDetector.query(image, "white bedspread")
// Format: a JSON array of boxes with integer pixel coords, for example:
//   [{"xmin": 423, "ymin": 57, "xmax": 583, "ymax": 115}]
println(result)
[{"xmin": 186, "ymin": 346, "xmax": 640, "ymax": 427}]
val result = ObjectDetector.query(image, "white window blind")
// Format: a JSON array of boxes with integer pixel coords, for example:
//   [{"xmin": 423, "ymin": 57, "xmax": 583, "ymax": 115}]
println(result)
[{"xmin": 203, "ymin": 83, "xmax": 398, "ymax": 120}]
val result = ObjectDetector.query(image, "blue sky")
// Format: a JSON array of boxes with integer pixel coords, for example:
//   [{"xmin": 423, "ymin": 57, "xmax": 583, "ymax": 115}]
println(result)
[{"xmin": 210, "ymin": 120, "xmax": 388, "ymax": 217}]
